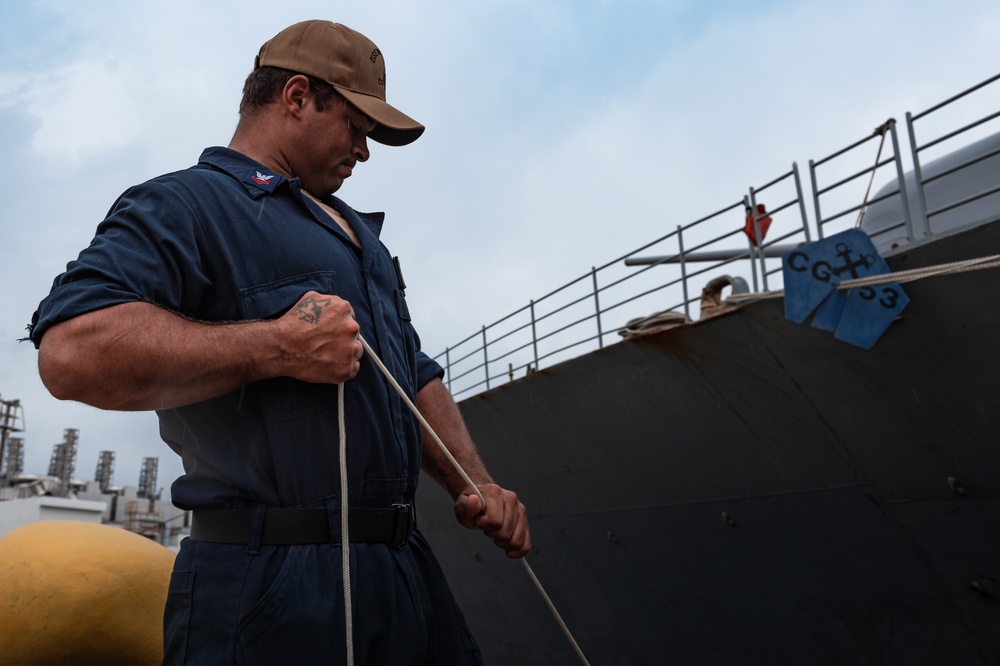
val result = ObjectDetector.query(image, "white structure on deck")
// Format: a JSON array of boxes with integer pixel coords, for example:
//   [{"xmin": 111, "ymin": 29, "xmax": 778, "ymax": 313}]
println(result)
[{"xmin": 0, "ymin": 495, "xmax": 106, "ymax": 536}]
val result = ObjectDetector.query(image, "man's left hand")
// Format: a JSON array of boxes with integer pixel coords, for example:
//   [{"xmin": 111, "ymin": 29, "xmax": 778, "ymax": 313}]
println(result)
[{"xmin": 455, "ymin": 483, "xmax": 531, "ymax": 559}]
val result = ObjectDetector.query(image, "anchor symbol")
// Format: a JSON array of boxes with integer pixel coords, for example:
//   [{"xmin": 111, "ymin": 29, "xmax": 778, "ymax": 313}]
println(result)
[{"xmin": 831, "ymin": 243, "xmax": 875, "ymax": 279}]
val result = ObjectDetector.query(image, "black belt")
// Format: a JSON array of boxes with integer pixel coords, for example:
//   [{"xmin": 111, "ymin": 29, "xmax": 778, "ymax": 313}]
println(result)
[{"xmin": 191, "ymin": 505, "xmax": 414, "ymax": 547}]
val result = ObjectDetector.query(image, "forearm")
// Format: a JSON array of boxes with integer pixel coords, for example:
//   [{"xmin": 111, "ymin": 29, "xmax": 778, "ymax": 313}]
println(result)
[
  {"xmin": 416, "ymin": 377, "xmax": 493, "ymax": 498},
  {"xmin": 37, "ymin": 293, "xmax": 362, "ymax": 411},
  {"xmin": 38, "ymin": 302, "xmax": 277, "ymax": 410},
  {"xmin": 416, "ymin": 377, "xmax": 531, "ymax": 558}
]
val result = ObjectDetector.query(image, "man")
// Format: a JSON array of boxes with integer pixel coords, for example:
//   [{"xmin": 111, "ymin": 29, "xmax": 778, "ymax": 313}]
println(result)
[{"xmin": 29, "ymin": 20, "xmax": 529, "ymax": 665}]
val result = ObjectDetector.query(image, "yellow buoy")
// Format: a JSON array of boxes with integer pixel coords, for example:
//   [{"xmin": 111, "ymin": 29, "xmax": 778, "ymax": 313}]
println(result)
[{"xmin": 0, "ymin": 520, "xmax": 175, "ymax": 665}]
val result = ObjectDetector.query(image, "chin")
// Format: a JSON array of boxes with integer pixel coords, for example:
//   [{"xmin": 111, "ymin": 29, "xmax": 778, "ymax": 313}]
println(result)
[{"xmin": 305, "ymin": 181, "xmax": 341, "ymax": 198}]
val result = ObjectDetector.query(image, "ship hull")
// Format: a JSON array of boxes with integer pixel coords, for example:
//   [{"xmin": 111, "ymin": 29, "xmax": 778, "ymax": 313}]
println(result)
[{"xmin": 417, "ymin": 219, "xmax": 1000, "ymax": 665}]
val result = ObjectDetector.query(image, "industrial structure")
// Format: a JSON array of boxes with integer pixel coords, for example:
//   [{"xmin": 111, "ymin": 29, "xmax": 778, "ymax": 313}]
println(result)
[{"xmin": 0, "ymin": 397, "xmax": 189, "ymax": 550}]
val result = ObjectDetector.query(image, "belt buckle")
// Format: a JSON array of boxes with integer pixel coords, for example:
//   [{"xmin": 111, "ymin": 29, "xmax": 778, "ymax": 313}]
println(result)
[{"xmin": 390, "ymin": 503, "xmax": 412, "ymax": 548}]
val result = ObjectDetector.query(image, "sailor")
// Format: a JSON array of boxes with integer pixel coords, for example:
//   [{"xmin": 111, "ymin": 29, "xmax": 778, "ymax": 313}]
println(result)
[{"xmin": 28, "ymin": 20, "xmax": 530, "ymax": 665}]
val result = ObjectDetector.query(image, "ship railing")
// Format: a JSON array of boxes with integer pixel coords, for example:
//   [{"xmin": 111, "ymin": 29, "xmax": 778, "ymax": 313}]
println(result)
[
  {"xmin": 745, "ymin": 165, "xmax": 813, "ymax": 291},
  {"xmin": 436, "ymin": 164, "xmax": 813, "ymax": 398},
  {"xmin": 809, "ymin": 118, "xmax": 913, "ymax": 243},
  {"xmin": 434, "ymin": 72, "xmax": 1000, "ymax": 399},
  {"xmin": 907, "ymin": 72, "xmax": 1000, "ymax": 240}
]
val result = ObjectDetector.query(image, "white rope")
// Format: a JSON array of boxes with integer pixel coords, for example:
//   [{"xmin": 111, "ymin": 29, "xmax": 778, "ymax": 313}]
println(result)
[
  {"xmin": 517, "ymin": 558, "xmax": 592, "ymax": 666},
  {"xmin": 725, "ymin": 253, "xmax": 1000, "ymax": 304},
  {"xmin": 837, "ymin": 253, "xmax": 1000, "ymax": 288},
  {"xmin": 359, "ymin": 336, "xmax": 483, "ymax": 506},
  {"xmin": 357, "ymin": 334, "xmax": 592, "ymax": 666},
  {"xmin": 338, "ymin": 382, "xmax": 354, "ymax": 666}
]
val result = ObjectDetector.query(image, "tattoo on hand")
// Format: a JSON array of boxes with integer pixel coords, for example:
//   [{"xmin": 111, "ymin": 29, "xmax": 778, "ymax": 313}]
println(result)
[{"xmin": 296, "ymin": 295, "xmax": 333, "ymax": 324}]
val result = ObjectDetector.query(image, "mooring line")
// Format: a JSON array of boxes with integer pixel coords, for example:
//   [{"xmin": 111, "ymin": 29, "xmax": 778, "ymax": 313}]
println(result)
[
  {"xmin": 725, "ymin": 253, "xmax": 1000, "ymax": 306},
  {"xmin": 336, "ymin": 381, "xmax": 355, "ymax": 666},
  {"xmin": 357, "ymin": 334, "xmax": 592, "ymax": 666}
]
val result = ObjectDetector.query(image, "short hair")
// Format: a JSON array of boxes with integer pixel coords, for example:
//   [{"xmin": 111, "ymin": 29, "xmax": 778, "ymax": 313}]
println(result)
[{"xmin": 239, "ymin": 66, "xmax": 341, "ymax": 116}]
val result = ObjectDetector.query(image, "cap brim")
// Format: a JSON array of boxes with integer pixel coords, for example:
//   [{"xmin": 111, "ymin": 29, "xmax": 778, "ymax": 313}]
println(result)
[{"xmin": 336, "ymin": 87, "xmax": 424, "ymax": 147}]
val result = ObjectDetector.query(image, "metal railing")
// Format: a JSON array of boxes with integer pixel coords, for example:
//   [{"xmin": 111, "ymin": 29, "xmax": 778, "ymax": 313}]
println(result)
[
  {"xmin": 436, "ymin": 165, "xmax": 812, "ymax": 398},
  {"xmin": 810, "ymin": 118, "xmax": 912, "ymax": 242},
  {"xmin": 746, "ymin": 164, "xmax": 812, "ymax": 290},
  {"xmin": 907, "ymin": 72, "xmax": 1000, "ymax": 237},
  {"xmin": 434, "ymin": 73, "xmax": 1000, "ymax": 398}
]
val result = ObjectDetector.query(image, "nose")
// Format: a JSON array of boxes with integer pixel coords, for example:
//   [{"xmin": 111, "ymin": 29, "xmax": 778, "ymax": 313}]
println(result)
[{"xmin": 353, "ymin": 135, "xmax": 370, "ymax": 163}]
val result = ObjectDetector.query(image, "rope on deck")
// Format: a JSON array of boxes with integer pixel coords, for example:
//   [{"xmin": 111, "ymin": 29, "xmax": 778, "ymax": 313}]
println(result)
[{"xmin": 725, "ymin": 253, "xmax": 1000, "ymax": 305}]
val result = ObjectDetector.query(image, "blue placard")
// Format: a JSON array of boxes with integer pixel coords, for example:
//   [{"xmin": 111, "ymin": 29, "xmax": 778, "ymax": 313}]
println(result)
[
  {"xmin": 835, "ymin": 283, "xmax": 909, "ymax": 349},
  {"xmin": 810, "ymin": 290, "xmax": 846, "ymax": 332},
  {"xmin": 782, "ymin": 246, "xmax": 836, "ymax": 324},
  {"xmin": 782, "ymin": 229, "xmax": 906, "ymax": 347}
]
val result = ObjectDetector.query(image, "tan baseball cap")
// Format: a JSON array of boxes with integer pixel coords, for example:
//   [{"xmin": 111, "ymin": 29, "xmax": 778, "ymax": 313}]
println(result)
[{"xmin": 255, "ymin": 20, "xmax": 424, "ymax": 146}]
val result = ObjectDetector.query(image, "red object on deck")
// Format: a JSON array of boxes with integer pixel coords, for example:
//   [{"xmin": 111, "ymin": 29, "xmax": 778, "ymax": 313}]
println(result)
[{"xmin": 744, "ymin": 204, "xmax": 772, "ymax": 245}]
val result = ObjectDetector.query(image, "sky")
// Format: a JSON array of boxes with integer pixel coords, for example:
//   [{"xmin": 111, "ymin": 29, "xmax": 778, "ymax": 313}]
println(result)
[{"xmin": 0, "ymin": 0, "xmax": 997, "ymax": 496}]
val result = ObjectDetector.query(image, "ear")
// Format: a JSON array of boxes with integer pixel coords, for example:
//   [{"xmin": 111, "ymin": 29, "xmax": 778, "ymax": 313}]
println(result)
[{"xmin": 281, "ymin": 74, "xmax": 312, "ymax": 117}]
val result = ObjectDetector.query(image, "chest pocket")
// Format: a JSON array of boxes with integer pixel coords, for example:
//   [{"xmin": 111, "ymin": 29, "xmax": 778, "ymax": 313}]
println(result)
[
  {"xmin": 239, "ymin": 272, "xmax": 340, "ymax": 422},
  {"xmin": 239, "ymin": 271, "xmax": 338, "ymax": 321}
]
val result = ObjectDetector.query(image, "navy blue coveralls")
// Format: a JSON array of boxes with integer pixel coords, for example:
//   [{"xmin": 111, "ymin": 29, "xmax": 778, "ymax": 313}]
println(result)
[{"xmin": 30, "ymin": 147, "xmax": 482, "ymax": 665}]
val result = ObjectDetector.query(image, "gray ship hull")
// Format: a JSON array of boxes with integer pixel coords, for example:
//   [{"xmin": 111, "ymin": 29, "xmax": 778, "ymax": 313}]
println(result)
[{"xmin": 417, "ymin": 218, "xmax": 1000, "ymax": 665}]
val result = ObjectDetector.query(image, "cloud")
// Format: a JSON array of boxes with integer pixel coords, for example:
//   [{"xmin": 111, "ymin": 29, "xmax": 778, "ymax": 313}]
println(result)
[
  {"xmin": 3, "ymin": 0, "xmax": 999, "ymax": 493},
  {"xmin": 21, "ymin": 59, "xmax": 141, "ymax": 160}
]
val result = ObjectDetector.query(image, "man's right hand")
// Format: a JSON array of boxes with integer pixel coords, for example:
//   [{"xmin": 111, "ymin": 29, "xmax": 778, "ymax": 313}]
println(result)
[
  {"xmin": 274, "ymin": 291, "xmax": 363, "ymax": 384},
  {"xmin": 38, "ymin": 293, "xmax": 364, "ymax": 412}
]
